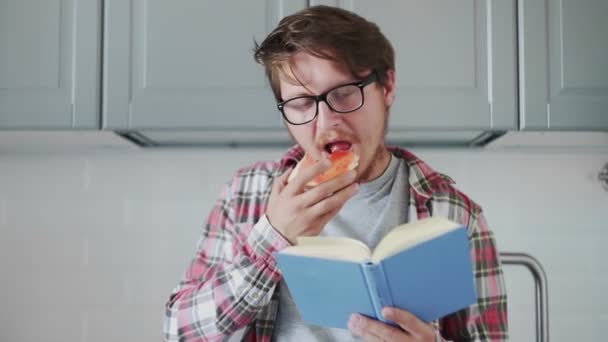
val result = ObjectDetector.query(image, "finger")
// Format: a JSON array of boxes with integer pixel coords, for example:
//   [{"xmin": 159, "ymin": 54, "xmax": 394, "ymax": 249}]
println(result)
[
  {"xmin": 294, "ymin": 184, "xmax": 355, "ymax": 238},
  {"xmin": 306, "ymin": 206, "xmax": 341, "ymax": 236},
  {"xmin": 295, "ymin": 206, "xmax": 341, "ymax": 239},
  {"xmin": 318, "ymin": 206, "xmax": 341, "ymax": 225},
  {"xmin": 294, "ymin": 203, "xmax": 341, "ymax": 238},
  {"xmin": 356, "ymin": 331, "xmax": 383, "ymax": 342},
  {"xmin": 284, "ymin": 158, "xmax": 331, "ymax": 196},
  {"xmin": 347, "ymin": 314, "xmax": 380, "ymax": 341},
  {"xmin": 294, "ymin": 184, "xmax": 357, "ymax": 239},
  {"xmin": 298, "ymin": 169, "xmax": 357, "ymax": 207},
  {"xmin": 348, "ymin": 313, "xmax": 407, "ymax": 342},
  {"xmin": 382, "ymin": 307, "xmax": 429, "ymax": 338},
  {"xmin": 308, "ymin": 181, "xmax": 358, "ymax": 217},
  {"xmin": 308, "ymin": 148, "xmax": 326, "ymax": 162}
]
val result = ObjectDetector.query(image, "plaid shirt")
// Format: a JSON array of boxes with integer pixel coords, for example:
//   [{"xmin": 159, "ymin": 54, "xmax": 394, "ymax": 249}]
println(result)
[{"xmin": 163, "ymin": 145, "xmax": 508, "ymax": 341}]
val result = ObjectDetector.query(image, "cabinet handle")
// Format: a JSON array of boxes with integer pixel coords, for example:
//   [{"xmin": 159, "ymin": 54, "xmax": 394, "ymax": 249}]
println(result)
[{"xmin": 599, "ymin": 163, "xmax": 608, "ymax": 191}]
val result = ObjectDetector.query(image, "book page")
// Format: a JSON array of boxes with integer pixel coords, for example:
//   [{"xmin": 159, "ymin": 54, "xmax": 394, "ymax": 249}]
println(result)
[
  {"xmin": 371, "ymin": 216, "xmax": 462, "ymax": 263},
  {"xmin": 280, "ymin": 236, "xmax": 371, "ymax": 262}
]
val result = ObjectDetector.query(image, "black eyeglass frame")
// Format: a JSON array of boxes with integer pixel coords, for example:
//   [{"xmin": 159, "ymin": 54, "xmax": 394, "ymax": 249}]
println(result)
[{"xmin": 277, "ymin": 71, "xmax": 378, "ymax": 125}]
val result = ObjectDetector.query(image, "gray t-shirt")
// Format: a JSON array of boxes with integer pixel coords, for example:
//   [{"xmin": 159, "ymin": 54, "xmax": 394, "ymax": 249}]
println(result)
[{"xmin": 272, "ymin": 154, "xmax": 410, "ymax": 341}]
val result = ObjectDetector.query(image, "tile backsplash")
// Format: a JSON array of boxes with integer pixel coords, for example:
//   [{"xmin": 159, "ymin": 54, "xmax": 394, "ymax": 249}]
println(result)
[{"xmin": 1, "ymin": 146, "xmax": 607, "ymax": 341}]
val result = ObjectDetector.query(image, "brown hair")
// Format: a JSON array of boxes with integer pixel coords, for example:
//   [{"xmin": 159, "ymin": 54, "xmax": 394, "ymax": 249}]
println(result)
[{"xmin": 253, "ymin": 5, "xmax": 395, "ymax": 101}]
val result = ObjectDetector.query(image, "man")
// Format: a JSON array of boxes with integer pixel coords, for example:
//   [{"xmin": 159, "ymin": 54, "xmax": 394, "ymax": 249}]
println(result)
[{"xmin": 164, "ymin": 5, "xmax": 507, "ymax": 342}]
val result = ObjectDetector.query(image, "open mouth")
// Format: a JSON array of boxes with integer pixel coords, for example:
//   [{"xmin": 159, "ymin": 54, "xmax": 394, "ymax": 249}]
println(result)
[{"xmin": 324, "ymin": 140, "xmax": 352, "ymax": 154}]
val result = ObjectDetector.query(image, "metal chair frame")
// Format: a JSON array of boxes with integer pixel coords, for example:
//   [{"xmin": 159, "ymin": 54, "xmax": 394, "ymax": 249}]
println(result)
[{"xmin": 500, "ymin": 252, "xmax": 549, "ymax": 342}]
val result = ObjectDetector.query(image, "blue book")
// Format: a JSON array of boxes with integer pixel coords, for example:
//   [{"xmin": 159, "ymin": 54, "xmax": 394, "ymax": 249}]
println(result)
[{"xmin": 274, "ymin": 216, "xmax": 477, "ymax": 329}]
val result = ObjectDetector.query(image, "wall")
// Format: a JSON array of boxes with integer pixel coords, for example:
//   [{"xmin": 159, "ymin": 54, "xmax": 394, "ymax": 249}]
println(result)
[{"xmin": 1, "ymin": 143, "xmax": 607, "ymax": 341}]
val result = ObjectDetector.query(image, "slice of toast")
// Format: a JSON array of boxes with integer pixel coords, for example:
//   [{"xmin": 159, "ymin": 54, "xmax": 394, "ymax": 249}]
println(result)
[{"xmin": 288, "ymin": 150, "xmax": 359, "ymax": 188}]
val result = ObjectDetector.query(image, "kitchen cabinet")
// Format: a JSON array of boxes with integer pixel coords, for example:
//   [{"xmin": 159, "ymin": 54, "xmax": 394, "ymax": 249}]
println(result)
[
  {"xmin": 519, "ymin": 0, "xmax": 608, "ymax": 130},
  {"xmin": 311, "ymin": 0, "xmax": 519, "ymax": 132},
  {"xmin": 0, "ymin": 0, "xmax": 100, "ymax": 129},
  {"xmin": 103, "ymin": 0, "xmax": 307, "ymax": 130},
  {"xmin": 2, "ymin": 1, "xmax": 606, "ymax": 140}
]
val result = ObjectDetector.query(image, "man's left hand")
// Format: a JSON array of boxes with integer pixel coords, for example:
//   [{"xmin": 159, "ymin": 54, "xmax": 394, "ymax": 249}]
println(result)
[{"xmin": 348, "ymin": 307, "xmax": 440, "ymax": 341}]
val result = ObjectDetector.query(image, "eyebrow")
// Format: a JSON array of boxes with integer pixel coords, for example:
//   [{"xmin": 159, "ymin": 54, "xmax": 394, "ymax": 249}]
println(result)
[
  {"xmin": 283, "ymin": 90, "xmax": 314, "ymax": 99},
  {"xmin": 282, "ymin": 78, "xmax": 358, "ymax": 100}
]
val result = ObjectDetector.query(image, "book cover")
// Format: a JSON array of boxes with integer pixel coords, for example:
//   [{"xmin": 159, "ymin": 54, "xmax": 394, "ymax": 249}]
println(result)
[{"xmin": 274, "ymin": 216, "xmax": 477, "ymax": 329}]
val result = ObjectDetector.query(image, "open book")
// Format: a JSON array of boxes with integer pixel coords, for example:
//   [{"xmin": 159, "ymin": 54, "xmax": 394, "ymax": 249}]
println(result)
[{"xmin": 274, "ymin": 216, "xmax": 477, "ymax": 329}]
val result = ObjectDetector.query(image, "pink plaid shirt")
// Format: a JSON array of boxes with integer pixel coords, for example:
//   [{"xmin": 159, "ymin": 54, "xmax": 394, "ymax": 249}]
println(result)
[{"xmin": 163, "ymin": 145, "xmax": 508, "ymax": 341}]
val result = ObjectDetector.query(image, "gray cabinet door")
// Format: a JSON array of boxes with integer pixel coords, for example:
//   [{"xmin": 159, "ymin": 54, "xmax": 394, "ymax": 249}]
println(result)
[
  {"xmin": 103, "ymin": 0, "xmax": 306, "ymax": 130},
  {"xmin": 520, "ymin": 0, "xmax": 608, "ymax": 130},
  {"xmin": 0, "ymin": 0, "xmax": 100, "ymax": 129},
  {"xmin": 311, "ymin": 0, "xmax": 518, "ymax": 131}
]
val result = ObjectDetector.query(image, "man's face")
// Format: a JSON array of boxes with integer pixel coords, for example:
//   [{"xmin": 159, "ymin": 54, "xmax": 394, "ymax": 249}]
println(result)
[{"xmin": 279, "ymin": 52, "xmax": 395, "ymax": 183}]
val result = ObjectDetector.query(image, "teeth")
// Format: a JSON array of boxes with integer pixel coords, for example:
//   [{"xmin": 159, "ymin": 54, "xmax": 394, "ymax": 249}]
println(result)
[{"xmin": 327, "ymin": 141, "xmax": 352, "ymax": 153}]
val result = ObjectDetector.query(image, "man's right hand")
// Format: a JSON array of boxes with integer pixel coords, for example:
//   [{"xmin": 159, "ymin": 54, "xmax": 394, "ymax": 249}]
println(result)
[{"xmin": 265, "ymin": 158, "xmax": 359, "ymax": 245}]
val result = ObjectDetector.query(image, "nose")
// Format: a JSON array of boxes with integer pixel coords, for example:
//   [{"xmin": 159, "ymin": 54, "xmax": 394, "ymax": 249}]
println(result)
[{"xmin": 315, "ymin": 101, "xmax": 341, "ymax": 130}]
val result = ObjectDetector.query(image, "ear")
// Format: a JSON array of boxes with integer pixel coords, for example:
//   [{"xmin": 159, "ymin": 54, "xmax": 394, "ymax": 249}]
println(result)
[{"xmin": 382, "ymin": 69, "xmax": 396, "ymax": 107}]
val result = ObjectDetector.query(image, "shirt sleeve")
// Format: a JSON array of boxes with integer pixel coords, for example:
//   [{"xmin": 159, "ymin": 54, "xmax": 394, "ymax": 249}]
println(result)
[
  {"xmin": 163, "ymin": 179, "xmax": 290, "ymax": 342},
  {"xmin": 440, "ymin": 211, "xmax": 509, "ymax": 341}
]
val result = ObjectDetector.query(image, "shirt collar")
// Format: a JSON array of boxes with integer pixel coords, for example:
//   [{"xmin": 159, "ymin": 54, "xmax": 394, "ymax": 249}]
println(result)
[
  {"xmin": 387, "ymin": 146, "xmax": 455, "ymax": 204},
  {"xmin": 279, "ymin": 144, "xmax": 305, "ymax": 170}
]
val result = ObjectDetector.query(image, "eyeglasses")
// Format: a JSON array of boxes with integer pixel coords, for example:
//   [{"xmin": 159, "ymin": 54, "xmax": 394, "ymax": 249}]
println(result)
[{"xmin": 277, "ymin": 71, "xmax": 378, "ymax": 125}]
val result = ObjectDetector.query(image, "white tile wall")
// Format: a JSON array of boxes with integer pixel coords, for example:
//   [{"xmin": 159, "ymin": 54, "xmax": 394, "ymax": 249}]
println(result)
[{"xmin": 0, "ymin": 146, "xmax": 606, "ymax": 341}]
